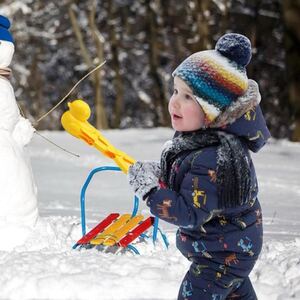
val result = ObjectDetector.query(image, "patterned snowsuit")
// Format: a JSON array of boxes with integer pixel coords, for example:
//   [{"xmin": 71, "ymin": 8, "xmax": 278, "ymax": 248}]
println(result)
[{"xmin": 146, "ymin": 105, "xmax": 271, "ymax": 300}]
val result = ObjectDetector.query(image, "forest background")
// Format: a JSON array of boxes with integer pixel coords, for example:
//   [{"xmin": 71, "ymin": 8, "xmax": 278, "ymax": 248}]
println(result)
[{"xmin": 0, "ymin": 0, "xmax": 299, "ymax": 141}]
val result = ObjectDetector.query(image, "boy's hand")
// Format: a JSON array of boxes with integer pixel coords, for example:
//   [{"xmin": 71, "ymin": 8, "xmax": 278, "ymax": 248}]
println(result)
[{"xmin": 128, "ymin": 161, "xmax": 160, "ymax": 200}]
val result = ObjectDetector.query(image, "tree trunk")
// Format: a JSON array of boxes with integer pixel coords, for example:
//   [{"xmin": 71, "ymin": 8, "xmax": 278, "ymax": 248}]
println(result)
[
  {"xmin": 68, "ymin": 4, "xmax": 93, "ymax": 68},
  {"xmin": 220, "ymin": 0, "xmax": 230, "ymax": 35},
  {"xmin": 89, "ymin": 0, "xmax": 108, "ymax": 129},
  {"xmin": 68, "ymin": 1, "xmax": 108, "ymax": 129},
  {"xmin": 107, "ymin": 1, "xmax": 124, "ymax": 128},
  {"xmin": 145, "ymin": 0, "xmax": 169, "ymax": 127},
  {"xmin": 283, "ymin": 0, "xmax": 300, "ymax": 141},
  {"xmin": 30, "ymin": 48, "xmax": 45, "ymax": 129},
  {"xmin": 195, "ymin": 0, "xmax": 212, "ymax": 50},
  {"xmin": 247, "ymin": 0, "xmax": 261, "ymax": 78}
]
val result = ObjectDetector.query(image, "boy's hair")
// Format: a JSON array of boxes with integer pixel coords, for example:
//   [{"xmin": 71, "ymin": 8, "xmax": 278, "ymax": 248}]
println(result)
[{"xmin": 173, "ymin": 33, "xmax": 252, "ymax": 124}]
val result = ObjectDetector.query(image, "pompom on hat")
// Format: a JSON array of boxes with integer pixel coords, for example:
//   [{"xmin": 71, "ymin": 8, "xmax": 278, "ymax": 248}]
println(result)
[
  {"xmin": 0, "ymin": 15, "xmax": 14, "ymax": 43},
  {"xmin": 173, "ymin": 33, "xmax": 256, "ymax": 125}
]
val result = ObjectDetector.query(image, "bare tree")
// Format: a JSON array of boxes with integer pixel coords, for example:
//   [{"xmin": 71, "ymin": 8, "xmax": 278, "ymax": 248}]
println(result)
[
  {"xmin": 283, "ymin": 0, "xmax": 300, "ymax": 141},
  {"xmin": 145, "ymin": 0, "xmax": 169, "ymax": 126},
  {"xmin": 68, "ymin": 0, "xmax": 108, "ymax": 129},
  {"xmin": 196, "ymin": 0, "xmax": 212, "ymax": 50},
  {"xmin": 107, "ymin": 1, "xmax": 124, "ymax": 128}
]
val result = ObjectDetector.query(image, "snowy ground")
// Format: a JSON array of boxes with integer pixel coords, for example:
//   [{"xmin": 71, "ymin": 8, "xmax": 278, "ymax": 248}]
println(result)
[{"xmin": 0, "ymin": 128, "xmax": 300, "ymax": 300}]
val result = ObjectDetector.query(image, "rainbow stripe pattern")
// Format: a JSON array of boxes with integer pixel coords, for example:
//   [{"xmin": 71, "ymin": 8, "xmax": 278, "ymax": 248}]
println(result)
[{"xmin": 173, "ymin": 50, "xmax": 249, "ymax": 122}]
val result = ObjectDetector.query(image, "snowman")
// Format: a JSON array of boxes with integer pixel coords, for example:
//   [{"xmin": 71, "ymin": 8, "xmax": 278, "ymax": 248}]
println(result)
[{"xmin": 0, "ymin": 15, "xmax": 38, "ymax": 250}]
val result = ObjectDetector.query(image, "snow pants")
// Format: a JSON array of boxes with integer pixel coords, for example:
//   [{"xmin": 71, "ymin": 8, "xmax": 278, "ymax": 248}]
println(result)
[{"xmin": 178, "ymin": 263, "xmax": 257, "ymax": 300}]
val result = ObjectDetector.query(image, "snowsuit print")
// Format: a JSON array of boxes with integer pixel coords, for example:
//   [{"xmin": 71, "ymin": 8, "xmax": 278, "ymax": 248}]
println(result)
[{"xmin": 146, "ymin": 105, "xmax": 270, "ymax": 299}]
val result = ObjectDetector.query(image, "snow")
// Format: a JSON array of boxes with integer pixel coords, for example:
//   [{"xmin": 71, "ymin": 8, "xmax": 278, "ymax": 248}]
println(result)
[{"xmin": 1, "ymin": 128, "xmax": 300, "ymax": 299}]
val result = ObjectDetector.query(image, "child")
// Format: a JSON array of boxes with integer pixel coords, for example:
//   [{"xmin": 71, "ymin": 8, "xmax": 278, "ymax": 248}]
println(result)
[{"xmin": 128, "ymin": 33, "xmax": 270, "ymax": 300}]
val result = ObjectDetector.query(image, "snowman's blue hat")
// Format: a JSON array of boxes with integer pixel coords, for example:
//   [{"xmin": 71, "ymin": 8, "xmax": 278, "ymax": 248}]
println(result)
[{"xmin": 0, "ymin": 15, "xmax": 14, "ymax": 43}]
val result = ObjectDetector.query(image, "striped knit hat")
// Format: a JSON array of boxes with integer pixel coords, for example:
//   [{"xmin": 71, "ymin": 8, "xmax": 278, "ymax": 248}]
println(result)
[{"xmin": 173, "ymin": 33, "xmax": 252, "ymax": 123}]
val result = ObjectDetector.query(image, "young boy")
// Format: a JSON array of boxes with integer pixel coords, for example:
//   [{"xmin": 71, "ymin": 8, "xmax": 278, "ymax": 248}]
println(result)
[{"xmin": 128, "ymin": 33, "xmax": 270, "ymax": 300}]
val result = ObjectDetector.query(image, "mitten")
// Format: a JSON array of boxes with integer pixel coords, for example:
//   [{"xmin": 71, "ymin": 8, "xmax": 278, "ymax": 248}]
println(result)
[
  {"xmin": 128, "ymin": 160, "xmax": 160, "ymax": 200},
  {"xmin": 12, "ymin": 117, "xmax": 36, "ymax": 147}
]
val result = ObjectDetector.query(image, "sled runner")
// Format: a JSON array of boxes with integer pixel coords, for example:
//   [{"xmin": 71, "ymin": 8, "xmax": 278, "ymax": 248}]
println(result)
[{"xmin": 61, "ymin": 100, "xmax": 169, "ymax": 254}]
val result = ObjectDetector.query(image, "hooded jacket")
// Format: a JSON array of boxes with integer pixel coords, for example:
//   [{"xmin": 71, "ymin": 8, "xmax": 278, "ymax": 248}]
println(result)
[{"xmin": 147, "ymin": 104, "xmax": 271, "ymax": 277}]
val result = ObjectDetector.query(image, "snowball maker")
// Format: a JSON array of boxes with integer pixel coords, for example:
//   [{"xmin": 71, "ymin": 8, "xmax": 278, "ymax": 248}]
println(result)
[{"xmin": 61, "ymin": 99, "xmax": 135, "ymax": 173}]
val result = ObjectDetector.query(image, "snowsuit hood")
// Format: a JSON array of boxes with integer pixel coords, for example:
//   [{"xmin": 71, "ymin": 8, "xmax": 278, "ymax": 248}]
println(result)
[
  {"xmin": 206, "ymin": 78, "xmax": 271, "ymax": 153},
  {"xmin": 222, "ymin": 104, "xmax": 271, "ymax": 153}
]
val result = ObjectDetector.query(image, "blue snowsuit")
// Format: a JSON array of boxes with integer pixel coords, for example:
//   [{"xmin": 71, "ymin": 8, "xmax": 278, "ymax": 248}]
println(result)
[{"xmin": 147, "ymin": 105, "xmax": 271, "ymax": 300}]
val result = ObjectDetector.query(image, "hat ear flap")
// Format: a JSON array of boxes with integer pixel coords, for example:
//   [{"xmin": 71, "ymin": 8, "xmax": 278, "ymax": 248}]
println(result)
[{"xmin": 210, "ymin": 79, "xmax": 261, "ymax": 128}]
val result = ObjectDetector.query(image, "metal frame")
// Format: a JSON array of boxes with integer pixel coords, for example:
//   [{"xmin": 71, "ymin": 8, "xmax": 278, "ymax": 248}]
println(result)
[{"xmin": 79, "ymin": 166, "xmax": 169, "ymax": 252}]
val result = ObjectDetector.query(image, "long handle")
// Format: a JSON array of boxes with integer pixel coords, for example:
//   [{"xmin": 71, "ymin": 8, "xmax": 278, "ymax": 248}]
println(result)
[{"xmin": 61, "ymin": 99, "xmax": 135, "ymax": 173}]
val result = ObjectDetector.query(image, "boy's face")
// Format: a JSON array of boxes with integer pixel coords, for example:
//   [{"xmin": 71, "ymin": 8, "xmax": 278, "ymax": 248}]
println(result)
[{"xmin": 168, "ymin": 76, "xmax": 206, "ymax": 132}]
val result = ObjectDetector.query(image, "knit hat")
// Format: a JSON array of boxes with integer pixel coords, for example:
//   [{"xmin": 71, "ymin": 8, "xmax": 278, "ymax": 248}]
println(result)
[
  {"xmin": 173, "ymin": 33, "xmax": 252, "ymax": 123},
  {"xmin": 0, "ymin": 15, "xmax": 14, "ymax": 43}
]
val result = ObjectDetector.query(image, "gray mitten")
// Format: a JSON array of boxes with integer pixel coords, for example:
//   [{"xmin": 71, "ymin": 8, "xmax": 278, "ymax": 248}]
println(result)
[{"xmin": 128, "ymin": 160, "xmax": 160, "ymax": 200}]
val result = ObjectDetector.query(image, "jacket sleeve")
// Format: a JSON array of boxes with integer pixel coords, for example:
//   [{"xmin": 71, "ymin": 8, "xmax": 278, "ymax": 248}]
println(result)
[{"xmin": 146, "ymin": 150, "xmax": 221, "ymax": 229}]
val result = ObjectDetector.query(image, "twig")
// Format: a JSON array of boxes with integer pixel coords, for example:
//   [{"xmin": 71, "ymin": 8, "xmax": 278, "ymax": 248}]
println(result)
[
  {"xmin": 270, "ymin": 211, "xmax": 277, "ymax": 224},
  {"xmin": 35, "ymin": 60, "xmax": 106, "ymax": 124},
  {"xmin": 17, "ymin": 102, "xmax": 26, "ymax": 118},
  {"xmin": 34, "ymin": 131, "xmax": 80, "ymax": 157}
]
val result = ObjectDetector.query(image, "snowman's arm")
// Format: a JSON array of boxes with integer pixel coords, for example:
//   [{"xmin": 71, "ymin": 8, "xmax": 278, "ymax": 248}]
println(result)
[{"xmin": 12, "ymin": 116, "xmax": 36, "ymax": 147}]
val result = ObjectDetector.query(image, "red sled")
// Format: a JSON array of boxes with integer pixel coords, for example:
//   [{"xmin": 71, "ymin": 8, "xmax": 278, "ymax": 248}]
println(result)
[{"xmin": 73, "ymin": 166, "xmax": 169, "ymax": 254}]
